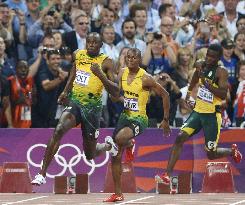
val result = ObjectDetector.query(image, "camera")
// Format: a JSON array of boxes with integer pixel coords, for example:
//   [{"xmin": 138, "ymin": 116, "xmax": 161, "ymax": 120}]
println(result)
[
  {"xmin": 189, "ymin": 18, "xmax": 207, "ymax": 25},
  {"xmin": 41, "ymin": 47, "xmax": 54, "ymax": 54}
]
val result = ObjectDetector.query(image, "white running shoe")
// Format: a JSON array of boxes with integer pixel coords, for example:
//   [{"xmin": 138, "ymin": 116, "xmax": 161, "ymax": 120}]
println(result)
[
  {"xmin": 105, "ymin": 136, "xmax": 118, "ymax": 156},
  {"xmin": 31, "ymin": 173, "xmax": 46, "ymax": 186}
]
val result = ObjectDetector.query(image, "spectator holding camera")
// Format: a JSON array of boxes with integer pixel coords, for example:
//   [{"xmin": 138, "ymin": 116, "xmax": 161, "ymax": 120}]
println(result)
[
  {"xmin": 27, "ymin": 2, "xmax": 72, "ymax": 49},
  {"xmin": 31, "ymin": 49, "xmax": 68, "ymax": 128},
  {"xmin": 142, "ymin": 32, "xmax": 172, "ymax": 75}
]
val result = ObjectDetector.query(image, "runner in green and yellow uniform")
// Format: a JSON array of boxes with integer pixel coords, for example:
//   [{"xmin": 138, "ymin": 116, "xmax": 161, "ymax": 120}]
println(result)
[
  {"xmin": 155, "ymin": 44, "xmax": 242, "ymax": 189},
  {"xmin": 103, "ymin": 48, "xmax": 171, "ymax": 202},
  {"xmin": 31, "ymin": 32, "xmax": 120, "ymax": 185}
]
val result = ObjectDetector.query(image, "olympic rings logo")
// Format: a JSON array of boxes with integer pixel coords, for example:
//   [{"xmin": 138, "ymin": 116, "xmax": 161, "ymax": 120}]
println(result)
[{"xmin": 26, "ymin": 143, "xmax": 109, "ymax": 178}]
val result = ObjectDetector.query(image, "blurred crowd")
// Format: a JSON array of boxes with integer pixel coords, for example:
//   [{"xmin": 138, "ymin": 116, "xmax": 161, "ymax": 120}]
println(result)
[{"xmin": 0, "ymin": 0, "xmax": 244, "ymax": 128}]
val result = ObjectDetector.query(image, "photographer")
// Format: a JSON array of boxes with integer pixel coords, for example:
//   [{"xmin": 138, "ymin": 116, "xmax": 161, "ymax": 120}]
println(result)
[
  {"xmin": 27, "ymin": 2, "xmax": 72, "ymax": 49},
  {"xmin": 31, "ymin": 49, "xmax": 68, "ymax": 128},
  {"xmin": 143, "ymin": 32, "xmax": 173, "ymax": 74}
]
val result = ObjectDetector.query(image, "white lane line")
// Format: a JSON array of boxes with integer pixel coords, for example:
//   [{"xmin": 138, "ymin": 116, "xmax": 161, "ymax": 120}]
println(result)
[
  {"xmin": 2, "ymin": 196, "xmax": 48, "ymax": 205},
  {"xmin": 117, "ymin": 196, "xmax": 155, "ymax": 205},
  {"xmin": 229, "ymin": 200, "xmax": 245, "ymax": 205}
]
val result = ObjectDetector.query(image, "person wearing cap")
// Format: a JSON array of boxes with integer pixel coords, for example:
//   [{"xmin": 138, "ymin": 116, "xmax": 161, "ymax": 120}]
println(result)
[{"xmin": 220, "ymin": 38, "xmax": 238, "ymax": 85}]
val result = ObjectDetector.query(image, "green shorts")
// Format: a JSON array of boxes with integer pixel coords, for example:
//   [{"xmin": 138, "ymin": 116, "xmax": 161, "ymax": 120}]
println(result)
[
  {"xmin": 181, "ymin": 110, "xmax": 222, "ymax": 151},
  {"xmin": 112, "ymin": 112, "xmax": 148, "ymax": 139},
  {"xmin": 64, "ymin": 100, "xmax": 102, "ymax": 139}
]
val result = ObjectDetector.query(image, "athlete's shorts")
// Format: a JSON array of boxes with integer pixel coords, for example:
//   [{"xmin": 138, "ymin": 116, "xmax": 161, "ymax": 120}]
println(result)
[
  {"xmin": 63, "ymin": 101, "xmax": 102, "ymax": 139},
  {"xmin": 112, "ymin": 113, "xmax": 148, "ymax": 139},
  {"xmin": 181, "ymin": 110, "xmax": 222, "ymax": 151}
]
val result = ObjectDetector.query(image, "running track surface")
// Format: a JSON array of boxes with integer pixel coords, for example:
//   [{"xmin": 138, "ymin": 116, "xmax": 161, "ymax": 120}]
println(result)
[{"xmin": 0, "ymin": 193, "xmax": 245, "ymax": 205}]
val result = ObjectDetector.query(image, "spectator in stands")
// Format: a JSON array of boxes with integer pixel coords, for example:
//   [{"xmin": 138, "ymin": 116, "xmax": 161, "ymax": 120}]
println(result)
[
  {"xmin": 28, "ymin": 5, "xmax": 72, "ymax": 49},
  {"xmin": 108, "ymin": 0, "xmax": 124, "ymax": 36},
  {"xmin": 220, "ymin": 39, "xmax": 238, "ymax": 85},
  {"xmin": 62, "ymin": 11, "xmax": 89, "ymax": 52},
  {"xmin": 236, "ymin": 16, "xmax": 245, "ymax": 34},
  {"xmin": 141, "ymin": 0, "xmax": 160, "ymax": 32},
  {"xmin": 91, "ymin": 8, "xmax": 121, "ymax": 45},
  {"xmin": 31, "ymin": 49, "xmax": 68, "ymax": 128},
  {"xmin": 0, "ymin": 71, "xmax": 12, "ymax": 128},
  {"xmin": 52, "ymin": 31, "xmax": 63, "ymax": 50},
  {"xmin": 142, "ymin": 32, "xmax": 172, "ymax": 75},
  {"xmin": 0, "ymin": 37, "xmax": 15, "ymax": 78},
  {"xmin": 8, "ymin": 61, "xmax": 33, "ymax": 128},
  {"xmin": 100, "ymin": 24, "xmax": 119, "ymax": 62},
  {"xmin": 90, "ymin": 0, "xmax": 105, "ymax": 21},
  {"xmin": 79, "ymin": 0, "xmax": 93, "ymax": 17},
  {"xmin": 147, "ymin": 72, "xmax": 181, "ymax": 126},
  {"xmin": 232, "ymin": 60, "xmax": 245, "ymax": 127},
  {"xmin": 12, "ymin": 0, "xmax": 41, "ymax": 60},
  {"xmin": 160, "ymin": 16, "xmax": 178, "ymax": 65},
  {"xmin": 116, "ymin": 18, "xmax": 146, "ymax": 55},
  {"xmin": 200, "ymin": 0, "xmax": 225, "ymax": 18},
  {"xmin": 27, "ymin": 34, "xmax": 56, "ymax": 81},
  {"xmin": 171, "ymin": 46, "xmax": 193, "ymax": 89},
  {"xmin": 232, "ymin": 32, "xmax": 245, "ymax": 62},
  {"xmin": 0, "ymin": 3, "xmax": 16, "ymax": 58},
  {"xmin": 6, "ymin": 0, "xmax": 27, "ymax": 13},
  {"xmin": 221, "ymin": 0, "xmax": 240, "ymax": 39},
  {"xmin": 129, "ymin": 3, "xmax": 148, "ymax": 41}
]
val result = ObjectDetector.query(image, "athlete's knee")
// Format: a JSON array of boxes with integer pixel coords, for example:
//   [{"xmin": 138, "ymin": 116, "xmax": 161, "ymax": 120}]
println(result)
[
  {"xmin": 175, "ymin": 132, "xmax": 188, "ymax": 145},
  {"xmin": 54, "ymin": 122, "xmax": 66, "ymax": 137}
]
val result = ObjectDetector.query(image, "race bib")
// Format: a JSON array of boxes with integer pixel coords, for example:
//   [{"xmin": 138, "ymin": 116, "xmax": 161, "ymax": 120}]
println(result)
[
  {"xmin": 21, "ymin": 106, "xmax": 31, "ymax": 121},
  {"xmin": 124, "ymin": 97, "xmax": 139, "ymax": 111},
  {"xmin": 75, "ymin": 70, "xmax": 90, "ymax": 86},
  {"xmin": 197, "ymin": 86, "xmax": 214, "ymax": 103}
]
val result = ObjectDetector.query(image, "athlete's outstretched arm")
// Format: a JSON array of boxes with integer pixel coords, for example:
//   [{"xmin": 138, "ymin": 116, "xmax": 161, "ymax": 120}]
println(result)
[
  {"xmin": 143, "ymin": 74, "xmax": 171, "ymax": 136},
  {"xmin": 91, "ymin": 58, "xmax": 120, "ymax": 98}
]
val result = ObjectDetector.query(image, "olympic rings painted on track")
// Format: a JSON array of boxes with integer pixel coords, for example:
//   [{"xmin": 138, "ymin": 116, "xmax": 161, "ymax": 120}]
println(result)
[{"xmin": 26, "ymin": 143, "xmax": 109, "ymax": 178}]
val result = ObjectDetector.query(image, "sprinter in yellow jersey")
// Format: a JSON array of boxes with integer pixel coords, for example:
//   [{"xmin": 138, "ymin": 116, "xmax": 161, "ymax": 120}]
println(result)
[
  {"xmin": 31, "ymin": 33, "xmax": 120, "ymax": 186},
  {"xmin": 155, "ymin": 44, "xmax": 242, "ymax": 191},
  {"xmin": 103, "ymin": 48, "xmax": 171, "ymax": 202}
]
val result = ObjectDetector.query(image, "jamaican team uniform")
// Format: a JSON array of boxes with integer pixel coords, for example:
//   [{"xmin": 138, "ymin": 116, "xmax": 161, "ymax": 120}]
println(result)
[
  {"xmin": 113, "ymin": 67, "xmax": 149, "ymax": 138},
  {"xmin": 65, "ymin": 50, "xmax": 107, "ymax": 138},
  {"xmin": 181, "ymin": 67, "xmax": 222, "ymax": 151}
]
